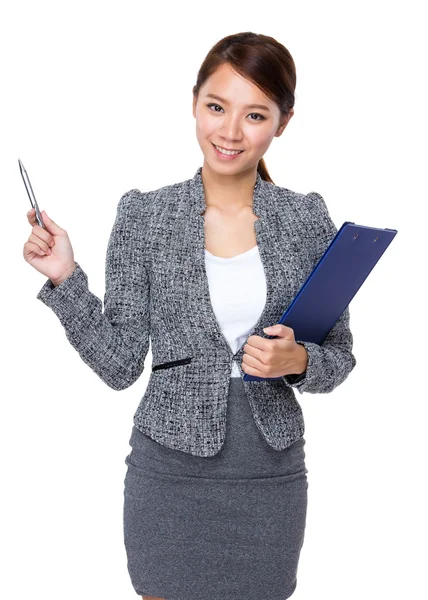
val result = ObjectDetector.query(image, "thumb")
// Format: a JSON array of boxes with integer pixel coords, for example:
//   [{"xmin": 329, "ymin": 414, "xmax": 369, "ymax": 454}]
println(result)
[
  {"xmin": 41, "ymin": 210, "xmax": 62, "ymax": 235},
  {"xmin": 263, "ymin": 324, "xmax": 281, "ymax": 334}
]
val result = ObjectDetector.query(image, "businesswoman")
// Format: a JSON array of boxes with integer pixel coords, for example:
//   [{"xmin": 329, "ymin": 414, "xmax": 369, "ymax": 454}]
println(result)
[{"xmin": 24, "ymin": 32, "xmax": 356, "ymax": 600}]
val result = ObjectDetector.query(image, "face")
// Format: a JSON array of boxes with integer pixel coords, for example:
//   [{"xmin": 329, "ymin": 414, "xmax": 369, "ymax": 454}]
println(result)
[{"xmin": 192, "ymin": 62, "xmax": 293, "ymax": 175}]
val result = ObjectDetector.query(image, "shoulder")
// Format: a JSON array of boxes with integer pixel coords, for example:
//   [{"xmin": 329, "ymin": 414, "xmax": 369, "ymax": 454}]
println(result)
[
  {"xmin": 118, "ymin": 177, "xmax": 188, "ymax": 213},
  {"xmin": 115, "ymin": 179, "xmax": 189, "ymax": 244},
  {"xmin": 268, "ymin": 182, "xmax": 336, "ymax": 239},
  {"xmin": 268, "ymin": 182, "xmax": 330, "ymax": 216},
  {"xmin": 119, "ymin": 178, "xmax": 332, "ymax": 224},
  {"xmin": 268, "ymin": 181, "xmax": 327, "ymax": 207},
  {"xmin": 116, "ymin": 187, "xmax": 154, "ymax": 213}
]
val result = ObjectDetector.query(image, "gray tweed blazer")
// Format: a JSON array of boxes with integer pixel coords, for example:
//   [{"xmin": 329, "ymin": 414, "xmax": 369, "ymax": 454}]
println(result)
[{"xmin": 37, "ymin": 166, "xmax": 356, "ymax": 457}]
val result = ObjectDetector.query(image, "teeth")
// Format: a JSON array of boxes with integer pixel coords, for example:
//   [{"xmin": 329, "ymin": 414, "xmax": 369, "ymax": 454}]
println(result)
[{"xmin": 214, "ymin": 145, "xmax": 243, "ymax": 156}]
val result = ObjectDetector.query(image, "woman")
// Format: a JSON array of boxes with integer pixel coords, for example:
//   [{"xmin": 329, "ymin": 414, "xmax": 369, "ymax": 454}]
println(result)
[{"xmin": 24, "ymin": 32, "xmax": 356, "ymax": 600}]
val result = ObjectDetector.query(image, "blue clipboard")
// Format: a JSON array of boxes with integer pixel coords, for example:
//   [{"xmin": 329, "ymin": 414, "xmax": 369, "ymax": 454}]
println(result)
[{"xmin": 243, "ymin": 221, "xmax": 398, "ymax": 382}]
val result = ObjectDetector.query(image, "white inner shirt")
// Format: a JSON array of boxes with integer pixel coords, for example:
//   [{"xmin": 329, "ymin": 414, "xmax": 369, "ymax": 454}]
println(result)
[{"xmin": 204, "ymin": 245, "xmax": 267, "ymax": 378}]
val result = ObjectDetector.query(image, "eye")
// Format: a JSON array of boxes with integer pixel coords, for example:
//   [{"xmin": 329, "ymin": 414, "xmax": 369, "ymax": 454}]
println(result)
[{"xmin": 206, "ymin": 103, "xmax": 266, "ymax": 121}]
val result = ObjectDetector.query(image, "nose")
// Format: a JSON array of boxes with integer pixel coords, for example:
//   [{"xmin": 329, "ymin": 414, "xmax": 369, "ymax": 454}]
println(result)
[{"xmin": 218, "ymin": 115, "xmax": 244, "ymax": 144}]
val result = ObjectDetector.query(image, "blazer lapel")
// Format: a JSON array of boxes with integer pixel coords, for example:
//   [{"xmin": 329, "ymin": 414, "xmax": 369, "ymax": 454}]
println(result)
[{"xmin": 186, "ymin": 167, "xmax": 300, "ymax": 367}]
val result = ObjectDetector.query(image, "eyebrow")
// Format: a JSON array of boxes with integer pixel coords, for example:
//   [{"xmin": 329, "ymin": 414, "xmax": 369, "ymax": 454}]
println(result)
[{"xmin": 205, "ymin": 93, "xmax": 271, "ymax": 112}]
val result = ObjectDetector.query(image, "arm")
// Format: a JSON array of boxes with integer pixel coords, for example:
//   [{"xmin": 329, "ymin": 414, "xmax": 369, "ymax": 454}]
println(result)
[
  {"xmin": 282, "ymin": 191, "xmax": 357, "ymax": 394},
  {"xmin": 36, "ymin": 190, "xmax": 150, "ymax": 391}
]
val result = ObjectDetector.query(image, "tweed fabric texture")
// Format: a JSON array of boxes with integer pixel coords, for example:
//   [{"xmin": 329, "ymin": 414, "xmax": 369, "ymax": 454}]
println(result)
[{"xmin": 36, "ymin": 166, "xmax": 356, "ymax": 457}]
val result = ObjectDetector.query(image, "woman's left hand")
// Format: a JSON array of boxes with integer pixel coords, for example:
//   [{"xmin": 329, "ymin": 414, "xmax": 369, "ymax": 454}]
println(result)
[{"xmin": 241, "ymin": 324, "xmax": 308, "ymax": 378}]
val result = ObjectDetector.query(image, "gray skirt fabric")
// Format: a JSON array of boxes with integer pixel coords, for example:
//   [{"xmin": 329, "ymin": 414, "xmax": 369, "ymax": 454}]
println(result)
[{"xmin": 123, "ymin": 376, "xmax": 309, "ymax": 600}]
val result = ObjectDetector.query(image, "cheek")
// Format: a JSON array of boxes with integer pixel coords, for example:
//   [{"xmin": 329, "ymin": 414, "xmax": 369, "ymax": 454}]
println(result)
[
  {"xmin": 196, "ymin": 112, "xmax": 215, "ymax": 136},
  {"xmin": 245, "ymin": 132, "xmax": 271, "ymax": 153}
]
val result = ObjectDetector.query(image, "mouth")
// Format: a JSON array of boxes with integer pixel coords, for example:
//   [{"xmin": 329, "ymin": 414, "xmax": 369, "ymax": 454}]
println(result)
[{"xmin": 212, "ymin": 143, "xmax": 245, "ymax": 156}]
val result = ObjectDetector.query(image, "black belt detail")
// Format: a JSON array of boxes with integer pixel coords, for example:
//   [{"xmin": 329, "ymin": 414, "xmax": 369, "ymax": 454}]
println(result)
[{"xmin": 152, "ymin": 357, "xmax": 193, "ymax": 371}]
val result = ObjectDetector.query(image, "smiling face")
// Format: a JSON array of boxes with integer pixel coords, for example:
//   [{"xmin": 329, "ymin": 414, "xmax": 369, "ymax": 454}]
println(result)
[{"xmin": 192, "ymin": 62, "xmax": 294, "ymax": 175}]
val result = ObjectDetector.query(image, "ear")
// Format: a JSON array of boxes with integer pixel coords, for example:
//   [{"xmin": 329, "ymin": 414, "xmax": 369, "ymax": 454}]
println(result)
[
  {"xmin": 192, "ymin": 94, "xmax": 197, "ymax": 118},
  {"xmin": 275, "ymin": 108, "xmax": 294, "ymax": 137}
]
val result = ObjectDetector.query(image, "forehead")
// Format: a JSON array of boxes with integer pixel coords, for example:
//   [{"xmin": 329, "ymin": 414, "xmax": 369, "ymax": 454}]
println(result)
[{"xmin": 200, "ymin": 63, "xmax": 274, "ymax": 108}]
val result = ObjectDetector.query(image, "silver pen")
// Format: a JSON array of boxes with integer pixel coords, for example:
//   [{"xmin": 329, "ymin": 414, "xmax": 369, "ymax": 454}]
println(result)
[{"xmin": 18, "ymin": 158, "xmax": 45, "ymax": 229}]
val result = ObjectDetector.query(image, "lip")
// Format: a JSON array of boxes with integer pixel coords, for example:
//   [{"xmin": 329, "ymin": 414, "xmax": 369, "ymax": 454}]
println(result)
[
  {"xmin": 212, "ymin": 143, "xmax": 244, "ymax": 160},
  {"xmin": 213, "ymin": 144, "xmax": 243, "ymax": 152}
]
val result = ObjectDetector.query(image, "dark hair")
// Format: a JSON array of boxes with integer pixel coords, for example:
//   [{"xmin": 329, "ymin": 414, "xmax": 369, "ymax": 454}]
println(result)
[{"xmin": 192, "ymin": 32, "xmax": 297, "ymax": 185}]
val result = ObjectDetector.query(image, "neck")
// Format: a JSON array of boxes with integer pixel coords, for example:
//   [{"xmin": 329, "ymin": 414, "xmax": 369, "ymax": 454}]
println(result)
[{"xmin": 200, "ymin": 160, "xmax": 258, "ymax": 211}]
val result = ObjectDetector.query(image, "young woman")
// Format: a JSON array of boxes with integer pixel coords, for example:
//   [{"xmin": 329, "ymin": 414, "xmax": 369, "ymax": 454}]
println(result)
[{"xmin": 25, "ymin": 31, "xmax": 356, "ymax": 600}]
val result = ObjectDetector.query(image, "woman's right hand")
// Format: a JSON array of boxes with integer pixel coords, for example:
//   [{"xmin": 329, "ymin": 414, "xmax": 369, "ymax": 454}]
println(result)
[{"xmin": 23, "ymin": 208, "xmax": 76, "ymax": 285}]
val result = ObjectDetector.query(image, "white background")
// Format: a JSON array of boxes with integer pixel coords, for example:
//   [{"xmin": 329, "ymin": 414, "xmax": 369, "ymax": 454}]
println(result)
[{"xmin": 2, "ymin": 0, "xmax": 426, "ymax": 598}]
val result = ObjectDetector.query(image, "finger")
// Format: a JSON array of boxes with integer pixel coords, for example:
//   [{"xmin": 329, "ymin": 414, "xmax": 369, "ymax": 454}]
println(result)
[
  {"xmin": 243, "ymin": 352, "xmax": 266, "ymax": 371},
  {"xmin": 28, "ymin": 233, "xmax": 52, "ymax": 254},
  {"xmin": 24, "ymin": 240, "xmax": 47, "ymax": 257},
  {"xmin": 27, "ymin": 212, "xmax": 55, "ymax": 246},
  {"xmin": 40, "ymin": 210, "xmax": 63, "ymax": 236},
  {"xmin": 243, "ymin": 342, "xmax": 262, "ymax": 360},
  {"xmin": 27, "ymin": 209, "xmax": 53, "ymax": 244},
  {"xmin": 27, "ymin": 209, "xmax": 59, "ymax": 244},
  {"xmin": 247, "ymin": 334, "xmax": 273, "ymax": 350},
  {"xmin": 27, "ymin": 207, "xmax": 37, "ymax": 225},
  {"xmin": 241, "ymin": 357, "xmax": 264, "ymax": 377},
  {"xmin": 264, "ymin": 324, "xmax": 294, "ymax": 338},
  {"xmin": 30, "ymin": 224, "xmax": 55, "ymax": 247}
]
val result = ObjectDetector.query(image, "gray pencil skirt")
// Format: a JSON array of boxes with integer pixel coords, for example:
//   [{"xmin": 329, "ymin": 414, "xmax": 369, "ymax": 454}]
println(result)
[{"xmin": 123, "ymin": 376, "xmax": 309, "ymax": 600}]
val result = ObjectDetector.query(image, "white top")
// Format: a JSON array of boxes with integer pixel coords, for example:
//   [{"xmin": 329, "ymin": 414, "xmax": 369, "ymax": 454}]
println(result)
[{"xmin": 204, "ymin": 245, "xmax": 267, "ymax": 377}]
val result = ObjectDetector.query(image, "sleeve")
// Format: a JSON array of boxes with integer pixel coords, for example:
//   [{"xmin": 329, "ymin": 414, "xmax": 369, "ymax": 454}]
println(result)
[
  {"xmin": 36, "ymin": 189, "xmax": 150, "ymax": 391},
  {"xmin": 282, "ymin": 191, "xmax": 357, "ymax": 395}
]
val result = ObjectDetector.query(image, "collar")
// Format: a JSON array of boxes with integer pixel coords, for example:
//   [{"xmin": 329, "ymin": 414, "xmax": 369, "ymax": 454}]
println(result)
[{"xmin": 189, "ymin": 166, "xmax": 268, "ymax": 218}]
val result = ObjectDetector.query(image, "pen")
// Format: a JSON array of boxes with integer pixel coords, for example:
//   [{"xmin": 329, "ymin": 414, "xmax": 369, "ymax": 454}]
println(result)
[{"xmin": 18, "ymin": 158, "xmax": 45, "ymax": 228}]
